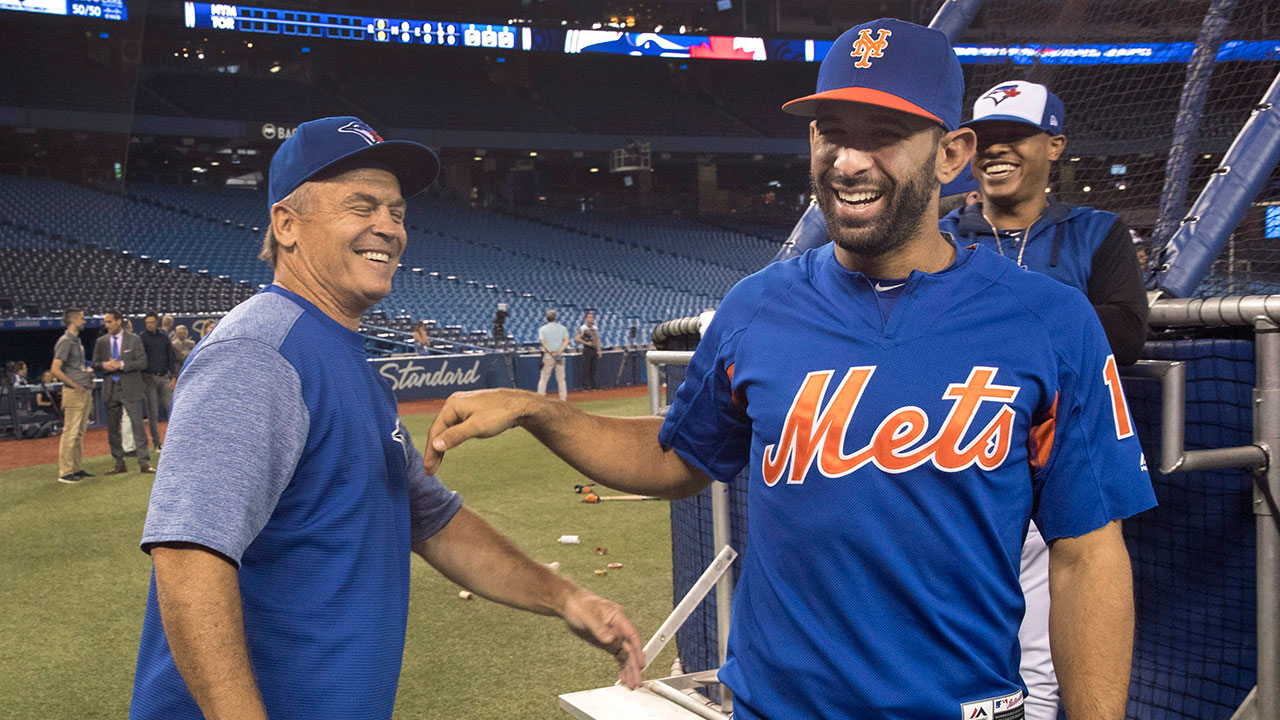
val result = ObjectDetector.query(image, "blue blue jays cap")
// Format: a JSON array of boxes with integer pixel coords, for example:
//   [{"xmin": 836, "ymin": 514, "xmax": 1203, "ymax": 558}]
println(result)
[
  {"xmin": 268, "ymin": 116, "xmax": 439, "ymax": 208},
  {"xmin": 962, "ymin": 81, "xmax": 1066, "ymax": 134},
  {"xmin": 940, "ymin": 162, "xmax": 978, "ymax": 197},
  {"xmin": 782, "ymin": 18, "xmax": 964, "ymax": 131}
]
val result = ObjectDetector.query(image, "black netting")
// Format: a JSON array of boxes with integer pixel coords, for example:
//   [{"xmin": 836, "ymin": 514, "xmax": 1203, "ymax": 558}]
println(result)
[
  {"xmin": 1125, "ymin": 335, "xmax": 1257, "ymax": 719},
  {"xmin": 920, "ymin": 0, "xmax": 1280, "ymax": 295}
]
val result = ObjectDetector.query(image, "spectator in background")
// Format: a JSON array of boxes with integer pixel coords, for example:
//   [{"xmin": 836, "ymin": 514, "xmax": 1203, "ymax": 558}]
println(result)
[
  {"xmin": 9, "ymin": 360, "xmax": 28, "ymax": 386},
  {"xmin": 161, "ymin": 314, "xmax": 176, "ymax": 341},
  {"xmin": 575, "ymin": 312, "xmax": 601, "ymax": 391},
  {"xmin": 537, "ymin": 309, "xmax": 569, "ymax": 401},
  {"xmin": 51, "ymin": 307, "xmax": 94, "ymax": 484},
  {"xmin": 93, "ymin": 310, "xmax": 153, "ymax": 475},
  {"xmin": 938, "ymin": 80, "xmax": 1151, "ymax": 720},
  {"xmin": 34, "ymin": 370, "xmax": 61, "ymax": 417},
  {"xmin": 140, "ymin": 312, "xmax": 178, "ymax": 452},
  {"xmin": 172, "ymin": 325, "xmax": 195, "ymax": 369},
  {"xmin": 199, "ymin": 318, "xmax": 218, "ymax": 342},
  {"xmin": 413, "ymin": 320, "xmax": 431, "ymax": 355}
]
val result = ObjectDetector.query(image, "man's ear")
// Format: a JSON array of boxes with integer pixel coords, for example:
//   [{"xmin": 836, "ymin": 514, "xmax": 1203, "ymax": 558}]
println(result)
[
  {"xmin": 271, "ymin": 202, "xmax": 301, "ymax": 250},
  {"xmin": 1047, "ymin": 134, "xmax": 1067, "ymax": 162},
  {"xmin": 938, "ymin": 127, "xmax": 977, "ymax": 184}
]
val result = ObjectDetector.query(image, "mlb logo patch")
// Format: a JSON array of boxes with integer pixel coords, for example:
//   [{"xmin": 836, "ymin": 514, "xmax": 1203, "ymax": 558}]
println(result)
[{"xmin": 962, "ymin": 690, "xmax": 1024, "ymax": 720}]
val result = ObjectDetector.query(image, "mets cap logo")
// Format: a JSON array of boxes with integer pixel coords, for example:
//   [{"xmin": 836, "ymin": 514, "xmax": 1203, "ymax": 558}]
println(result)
[
  {"xmin": 981, "ymin": 84, "xmax": 1022, "ymax": 106},
  {"xmin": 338, "ymin": 120, "xmax": 384, "ymax": 146},
  {"xmin": 849, "ymin": 28, "xmax": 892, "ymax": 68}
]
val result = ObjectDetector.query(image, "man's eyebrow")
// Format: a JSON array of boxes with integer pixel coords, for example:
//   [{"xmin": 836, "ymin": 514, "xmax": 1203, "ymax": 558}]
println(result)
[{"xmin": 342, "ymin": 192, "xmax": 407, "ymax": 209}]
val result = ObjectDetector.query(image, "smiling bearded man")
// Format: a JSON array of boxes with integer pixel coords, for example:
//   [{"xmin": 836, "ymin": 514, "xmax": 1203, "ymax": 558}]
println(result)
[{"xmin": 418, "ymin": 19, "xmax": 1155, "ymax": 720}]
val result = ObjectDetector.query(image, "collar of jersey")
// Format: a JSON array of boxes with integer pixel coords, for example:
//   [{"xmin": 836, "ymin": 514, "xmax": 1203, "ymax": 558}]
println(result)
[
  {"xmin": 815, "ymin": 234, "xmax": 974, "ymax": 286},
  {"xmin": 809, "ymin": 236, "xmax": 975, "ymax": 338},
  {"xmin": 263, "ymin": 284, "xmax": 367, "ymax": 354}
]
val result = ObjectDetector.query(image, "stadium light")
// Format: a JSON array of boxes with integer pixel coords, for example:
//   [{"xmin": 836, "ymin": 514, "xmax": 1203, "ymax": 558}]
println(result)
[
  {"xmin": 590, "ymin": 168, "xmax": 600, "ymax": 173},
  {"xmin": 1082, "ymin": 185, "xmax": 1092, "ymax": 192}
]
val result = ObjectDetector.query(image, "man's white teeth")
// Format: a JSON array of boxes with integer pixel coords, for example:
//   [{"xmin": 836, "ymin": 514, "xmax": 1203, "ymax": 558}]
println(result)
[
  {"xmin": 984, "ymin": 163, "xmax": 1017, "ymax": 177},
  {"xmin": 360, "ymin": 251, "xmax": 391, "ymax": 263},
  {"xmin": 836, "ymin": 190, "xmax": 882, "ymax": 205}
]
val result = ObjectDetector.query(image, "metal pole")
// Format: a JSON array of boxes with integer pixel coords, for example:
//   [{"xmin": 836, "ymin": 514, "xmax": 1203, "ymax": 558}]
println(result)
[
  {"xmin": 927, "ymin": 0, "xmax": 986, "ymax": 41},
  {"xmin": 711, "ymin": 481, "xmax": 734, "ymax": 711},
  {"xmin": 1153, "ymin": 0, "xmax": 1239, "ymax": 249},
  {"xmin": 1253, "ymin": 317, "xmax": 1280, "ymax": 720}
]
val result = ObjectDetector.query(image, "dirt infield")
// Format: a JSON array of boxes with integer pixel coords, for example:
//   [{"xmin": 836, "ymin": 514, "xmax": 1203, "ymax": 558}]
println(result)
[{"xmin": 0, "ymin": 385, "xmax": 649, "ymax": 472}]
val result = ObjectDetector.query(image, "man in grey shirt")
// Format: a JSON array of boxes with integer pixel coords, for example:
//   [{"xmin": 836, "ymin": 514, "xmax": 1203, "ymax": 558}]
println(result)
[
  {"xmin": 131, "ymin": 117, "xmax": 643, "ymax": 720},
  {"xmin": 537, "ymin": 309, "xmax": 570, "ymax": 401},
  {"xmin": 49, "ymin": 307, "xmax": 94, "ymax": 484}
]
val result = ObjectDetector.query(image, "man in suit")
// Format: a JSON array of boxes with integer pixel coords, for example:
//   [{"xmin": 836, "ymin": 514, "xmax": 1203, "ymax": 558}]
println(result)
[{"xmin": 94, "ymin": 310, "xmax": 154, "ymax": 474}]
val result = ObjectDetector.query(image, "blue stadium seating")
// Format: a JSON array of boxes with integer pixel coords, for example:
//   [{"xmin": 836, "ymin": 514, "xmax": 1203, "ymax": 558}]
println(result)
[{"xmin": 0, "ymin": 176, "xmax": 783, "ymax": 345}]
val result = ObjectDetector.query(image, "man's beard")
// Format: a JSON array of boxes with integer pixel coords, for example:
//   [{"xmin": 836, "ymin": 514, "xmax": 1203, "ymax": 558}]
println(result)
[{"xmin": 813, "ymin": 159, "xmax": 938, "ymax": 259}]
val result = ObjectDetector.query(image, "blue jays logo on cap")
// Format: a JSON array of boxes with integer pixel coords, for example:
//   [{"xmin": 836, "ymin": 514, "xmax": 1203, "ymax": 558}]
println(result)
[
  {"xmin": 963, "ymin": 80, "xmax": 1066, "ymax": 135},
  {"xmin": 267, "ymin": 116, "xmax": 439, "ymax": 209},
  {"xmin": 781, "ymin": 18, "xmax": 964, "ymax": 131},
  {"xmin": 338, "ymin": 120, "xmax": 384, "ymax": 146},
  {"xmin": 982, "ymin": 84, "xmax": 1022, "ymax": 106}
]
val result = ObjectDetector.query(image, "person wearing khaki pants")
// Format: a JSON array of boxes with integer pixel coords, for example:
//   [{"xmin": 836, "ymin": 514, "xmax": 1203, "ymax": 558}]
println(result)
[{"xmin": 50, "ymin": 307, "xmax": 96, "ymax": 484}]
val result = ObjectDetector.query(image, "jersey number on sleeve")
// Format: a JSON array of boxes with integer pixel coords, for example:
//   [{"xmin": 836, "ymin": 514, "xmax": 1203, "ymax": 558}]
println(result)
[{"xmin": 1103, "ymin": 355, "xmax": 1134, "ymax": 440}]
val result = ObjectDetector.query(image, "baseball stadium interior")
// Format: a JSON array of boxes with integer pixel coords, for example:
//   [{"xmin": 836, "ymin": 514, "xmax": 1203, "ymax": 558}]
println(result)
[{"xmin": 2, "ymin": 0, "xmax": 1280, "ymax": 717}]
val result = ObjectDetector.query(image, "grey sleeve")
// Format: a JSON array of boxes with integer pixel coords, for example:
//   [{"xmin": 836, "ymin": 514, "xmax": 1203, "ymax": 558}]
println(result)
[
  {"xmin": 140, "ymin": 338, "xmax": 309, "ymax": 565},
  {"xmin": 52, "ymin": 337, "xmax": 71, "ymax": 364},
  {"xmin": 399, "ymin": 421, "xmax": 464, "ymax": 544}
]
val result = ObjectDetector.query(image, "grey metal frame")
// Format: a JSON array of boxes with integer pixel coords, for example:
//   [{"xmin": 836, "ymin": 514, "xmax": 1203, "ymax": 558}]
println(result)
[
  {"xmin": 1123, "ymin": 296, "xmax": 1280, "ymax": 719},
  {"xmin": 646, "ymin": 349, "xmax": 734, "ymax": 712}
]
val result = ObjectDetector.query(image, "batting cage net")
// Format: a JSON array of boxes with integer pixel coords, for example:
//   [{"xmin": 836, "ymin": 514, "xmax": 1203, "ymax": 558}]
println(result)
[
  {"xmin": 932, "ymin": 0, "xmax": 1280, "ymax": 295},
  {"xmin": 666, "ymin": 1, "xmax": 1278, "ymax": 717}
]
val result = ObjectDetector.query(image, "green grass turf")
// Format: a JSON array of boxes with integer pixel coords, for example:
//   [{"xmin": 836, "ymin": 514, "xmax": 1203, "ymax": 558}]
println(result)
[{"xmin": 0, "ymin": 396, "xmax": 677, "ymax": 719}]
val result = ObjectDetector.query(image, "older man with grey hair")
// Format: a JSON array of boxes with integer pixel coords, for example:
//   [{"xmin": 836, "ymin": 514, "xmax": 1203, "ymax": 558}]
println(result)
[{"xmin": 130, "ymin": 117, "xmax": 643, "ymax": 720}]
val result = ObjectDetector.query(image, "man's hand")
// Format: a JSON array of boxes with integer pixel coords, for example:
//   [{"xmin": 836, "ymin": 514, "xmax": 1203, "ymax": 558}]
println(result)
[
  {"xmin": 424, "ymin": 388, "xmax": 537, "ymax": 474},
  {"xmin": 562, "ymin": 588, "xmax": 646, "ymax": 689}
]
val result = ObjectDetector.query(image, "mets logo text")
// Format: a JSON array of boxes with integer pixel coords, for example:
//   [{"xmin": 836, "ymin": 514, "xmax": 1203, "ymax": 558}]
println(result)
[
  {"xmin": 850, "ymin": 28, "xmax": 891, "ymax": 68},
  {"xmin": 762, "ymin": 366, "xmax": 1019, "ymax": 485}
]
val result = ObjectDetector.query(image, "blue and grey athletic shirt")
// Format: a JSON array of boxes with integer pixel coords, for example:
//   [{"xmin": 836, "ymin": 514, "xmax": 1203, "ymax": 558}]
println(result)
[{"xmin": 130, "ymin": 284, "xmax": 462, "ymax": 720}]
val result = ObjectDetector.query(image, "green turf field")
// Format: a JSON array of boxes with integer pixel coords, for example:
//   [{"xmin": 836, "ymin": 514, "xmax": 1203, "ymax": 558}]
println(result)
[{"xmin": 0, "ymin": 396, "xmax": 677, "ymax": 719}]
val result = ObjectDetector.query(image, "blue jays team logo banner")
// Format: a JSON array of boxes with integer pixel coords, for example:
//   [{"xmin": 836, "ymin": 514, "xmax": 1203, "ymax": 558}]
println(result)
[{"xmin": 368, "ymin": 353, "xmax": 513, "ymax": 400}]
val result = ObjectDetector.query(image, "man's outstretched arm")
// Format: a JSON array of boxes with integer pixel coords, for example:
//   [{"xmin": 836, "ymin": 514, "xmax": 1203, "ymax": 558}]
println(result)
[
  {"xmin": 1048, "ymin": 520, "xmax": 1135, "ymax": 720},
  {"xmin": 414, "ymin": 506, "xmax": 646, "ymax": 689},
  {"xmin": 424, "ymin": 388, "xmax": 713, "ymax": 499}
]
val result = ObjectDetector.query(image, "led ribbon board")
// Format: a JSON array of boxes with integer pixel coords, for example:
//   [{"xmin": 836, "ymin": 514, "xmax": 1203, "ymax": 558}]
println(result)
[
  {"xmin": 183, "ymin": 4, "xmax": 1279, "ymax": 64},
  {"xmin": 1, "ymin": 0, "xmax": 126, "ymax": 21}
]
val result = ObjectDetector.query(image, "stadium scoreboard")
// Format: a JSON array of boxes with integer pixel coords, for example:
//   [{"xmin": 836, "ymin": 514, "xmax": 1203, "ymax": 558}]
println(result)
[
  {"xmin": 0, "ymin": 0, "xmax": 125, "ymax": 21},
  {"xmin": 182, "ymin": 2, "xmax": 1279, "ymax": 65}
]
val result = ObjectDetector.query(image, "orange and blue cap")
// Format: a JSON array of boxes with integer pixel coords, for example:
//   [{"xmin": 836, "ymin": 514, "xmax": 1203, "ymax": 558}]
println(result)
[{"xmin": 782, "ymin": 18, "xmax": 964, "ymax": 131}]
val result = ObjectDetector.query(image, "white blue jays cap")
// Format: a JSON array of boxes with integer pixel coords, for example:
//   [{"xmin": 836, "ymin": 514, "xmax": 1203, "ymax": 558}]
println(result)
[
  {"xmin": 268, "ymin": 116, "xmax": 439, "ymax": 208},
  {"xmin": 782, "ymin": 19, "xmax": 964, "ymax": 131},
  {"xmin": 962, "ymin": 81, "xmax": 1065, "ymax": 135}
]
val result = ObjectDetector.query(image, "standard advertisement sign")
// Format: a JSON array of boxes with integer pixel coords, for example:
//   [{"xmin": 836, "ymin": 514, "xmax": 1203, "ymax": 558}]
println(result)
[{"xmin": 369, "ymin": 353, "xmax": 513, "ymax": 401}]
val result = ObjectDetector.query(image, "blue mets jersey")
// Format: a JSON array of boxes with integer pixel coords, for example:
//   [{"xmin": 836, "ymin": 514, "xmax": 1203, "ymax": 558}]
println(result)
[
  {"xmin": 658, "ymin": 241, "xmax": 1155, "ymax": 719},
  {"xmin": 131, "ymin": 285, "xmax": 463, "ymax": 720}
]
